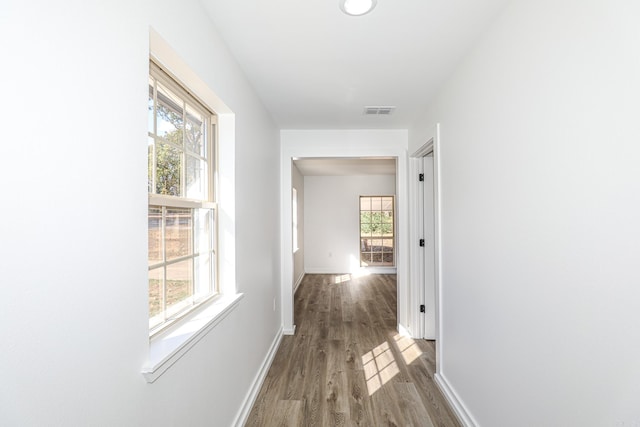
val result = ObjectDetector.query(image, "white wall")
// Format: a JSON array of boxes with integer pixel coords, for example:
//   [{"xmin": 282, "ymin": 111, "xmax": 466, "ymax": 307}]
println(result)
[
  {"xmin": 0, "ymin": 1, "xmax": 280, "ymax": 426},
  {"xmin": 304, "ymin": 175, "xmax": 396, "ymax": 273},
  {"xmin": 409, "ymin": 0, "xmax": 640, "ymax": 425},
  {"xmin": 292, "ymin": 163, "xmax": 305, "ymax": 288}
]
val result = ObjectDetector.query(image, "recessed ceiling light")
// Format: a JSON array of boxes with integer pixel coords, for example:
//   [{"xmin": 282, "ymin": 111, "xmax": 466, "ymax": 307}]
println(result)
[{"xmin": 340, "ymin": 0, "xmax": 377, "ymax": 16}]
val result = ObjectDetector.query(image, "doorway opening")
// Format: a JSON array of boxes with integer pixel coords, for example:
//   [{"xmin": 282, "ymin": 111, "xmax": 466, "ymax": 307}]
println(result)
[{"xmin": 280, "ymin": 132, "xmax": 409, "ymax": 337}]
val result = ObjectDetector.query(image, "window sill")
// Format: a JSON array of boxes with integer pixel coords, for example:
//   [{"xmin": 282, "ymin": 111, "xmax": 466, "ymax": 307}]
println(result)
[{"xmin": 141, "ymin": 293, "xmax": 244, "ymax": 383}]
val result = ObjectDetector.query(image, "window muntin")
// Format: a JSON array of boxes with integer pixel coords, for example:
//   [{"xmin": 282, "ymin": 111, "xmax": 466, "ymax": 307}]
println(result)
[
  {"xmin": 360, "ymin": 196, "xmax": 394, "ymax": 267},
  {"xmin": 148, "ymin": 61, "xmax": 217, "ymax": 334}
]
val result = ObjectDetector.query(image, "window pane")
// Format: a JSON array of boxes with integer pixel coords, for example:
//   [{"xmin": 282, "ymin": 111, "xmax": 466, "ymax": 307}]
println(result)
[
  {"xmin": 382, "ymin": 239, "xmax": 394, "ymax": 252},
  {"xmin": 148, "ymin": 137, "xmax": 154, "ymax": 193},
  {"xmin": 165, "ymin": 208, "xmax": 192, "ymax": 260},
  {"xmin": 383, "ymin": 253, "xmax": 394, "ymax": 264},
  {"xmin": 360, "ymin": 211, "xmax": 372, "ymax": 224},
  {"xmin": 156, "ymin": 82, "xmax": 184, "ymax": 141},
  {"xmin": 185, "ymin": 104, "xmax": 205, "ymax": 157},
  {"xmin": 194, "ymin": 208, "xmax": 212, "ymax": 253},
  {"xmin": 361, "ymin": 251, "xmax": 371, "ymax": 266},
  {"xmin": 148, "ymin": 77, "xmax": 155, "ymax": 133},
  {"xmin": 370, "ymin": 239, "xmax": 383, "ymax": 252},
  {"xmin": 381, "ymin": 197, "xmax": 393, "ymax": 210},
  {"xmin": 166, "ymin": 260, "xmax": 193, "ymax": 314},
  {"xmin": 186, "ymin": 155, "xmax": 206, "ymax": 199},
  {"xmin": 194, "ymin": 254, "xmax": 211, "ymax": 299},
  {"xmin": 370, "ymin": 197, "xmax": 383, "ymax": 211},
  {"xmin": 382, "ymin": 211, "xmax": 393, "ymax": 224},
  {"xmin": 360, "ymin": 197, "xmax": 371, "ymax": 211},
  {"xmin": 371, "ymin": 224, "xmax": 383, "ymax": 236},
  {"xmin": 149, "ymin": 267, "xmax": 163, "ymax": 321},
  {"xmin": 148, "ymin": 206, "xmax": 163, "ymax": 265},
  {"xmin": 155, "ymin": 142, "xmax": 182, "ymax": 196}
]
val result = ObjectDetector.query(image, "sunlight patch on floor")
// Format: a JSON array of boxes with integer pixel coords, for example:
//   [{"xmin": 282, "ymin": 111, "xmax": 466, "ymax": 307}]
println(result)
[
  {"xmin": 394, "ymin": 334, "xmax": 423, "ymax": 365},
  {"xmin": 333, "ymin": 274, "xmax": 351, "ymax": 284},
  {"xmin": 362, "ymin": 341, "xmax": 399, "ymax": 396},
  {"xmin": 351, "ymin": 269, "xmax": 372, "ymax": 278}
]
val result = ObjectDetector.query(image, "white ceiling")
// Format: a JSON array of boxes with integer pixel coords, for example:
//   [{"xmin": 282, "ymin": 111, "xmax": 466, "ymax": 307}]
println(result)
[
  {"xmin": 201, "ymin": 0, "xmax": 511, "ymax": 130},
  {"xmin": 294, "ymin": 157, "xmax": 396, "ymax": 176}
]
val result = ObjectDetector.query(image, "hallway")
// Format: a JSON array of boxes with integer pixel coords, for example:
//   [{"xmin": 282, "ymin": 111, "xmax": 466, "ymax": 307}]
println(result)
[{"xmin": 246, "ymin": 274, "xmax": 460, "ymax": 426}]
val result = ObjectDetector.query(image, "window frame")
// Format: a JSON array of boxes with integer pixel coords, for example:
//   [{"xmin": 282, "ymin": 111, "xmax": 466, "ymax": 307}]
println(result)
[
  {"xmin": 359, "ymin": 195, "xmax": 395, "ymax": 267},
  {"xmin": 147, "ymin": 60, "xmax": 219, "ymax": 336}
]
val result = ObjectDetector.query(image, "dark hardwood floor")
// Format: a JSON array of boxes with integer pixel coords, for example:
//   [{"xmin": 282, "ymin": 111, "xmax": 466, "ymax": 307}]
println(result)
[{"xmin": 245, "ymin": 274, "xmax": 461, "ymax": 427}]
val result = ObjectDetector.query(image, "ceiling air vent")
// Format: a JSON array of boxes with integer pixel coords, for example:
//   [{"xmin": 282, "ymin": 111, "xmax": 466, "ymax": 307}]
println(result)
[{"xmin": 364, "ymin": 106, "xmax": 396, "ymax": 115}]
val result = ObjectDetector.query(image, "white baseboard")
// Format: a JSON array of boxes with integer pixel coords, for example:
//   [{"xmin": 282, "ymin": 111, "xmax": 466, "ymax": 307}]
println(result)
[
  {"xmin": 293, "ymin": 272, "xmax": 305, "ymax": 294},
  {"xmin": 232, "ymin": 326, "xmax": 283, "ymax": 427},
  {"xmin": 304, "ymin": 268, "xmax": 397, "ymax": 275},
  {"xmin": 363, "ymin": 267, "xmax": 397, "ymax": 274},
  {"xmin": 434, "ymin": 373, "xmax": 478, "ymax": 427},
  {"xmin": 304, "ymin": 268, "xmax": 348, "ymax": 274}
]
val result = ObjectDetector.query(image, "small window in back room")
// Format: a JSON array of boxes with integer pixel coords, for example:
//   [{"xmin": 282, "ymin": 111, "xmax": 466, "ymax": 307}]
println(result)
[{"xmin": 359, "ymin": 196, "xmax": 394, "ymax": 267}]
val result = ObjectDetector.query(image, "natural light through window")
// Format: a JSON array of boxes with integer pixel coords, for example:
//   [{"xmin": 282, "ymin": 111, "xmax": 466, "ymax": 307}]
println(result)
[
  {"xmin": 362, "ymin": 341, "xmax": 399, "ymax": 396},
  {"xmin": 334, "ymin": 274, "xmax": 351, "ymax": 284},
  {"xmin": 360, "ymin": 196, "xmax": 394, "ymax": 267},
  {"xmin": 148, "ymin": 60, "xmax": 218, "ymax": 334},
  {"xmin": 361, "ymin": 336, "xmax": 423, "ymax": 396},
  {"xmin": 394, "ymin": 334, "xmax": 423, "ymax": 365}
]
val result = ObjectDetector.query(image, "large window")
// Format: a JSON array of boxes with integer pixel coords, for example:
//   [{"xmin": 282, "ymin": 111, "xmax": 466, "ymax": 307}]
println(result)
[
  {"xmin": 148, "ymin": 61, "xmax": 217, "ymax": 333},
  {"xmin": 360, "ymin": 196, "xmax": 394, "ymax": 267}
]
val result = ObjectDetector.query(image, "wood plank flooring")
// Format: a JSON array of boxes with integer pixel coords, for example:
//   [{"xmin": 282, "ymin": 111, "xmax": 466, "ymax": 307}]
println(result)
[{"xmin": 246, "ymin": 274, "xmax": 461, "ymax": 427}]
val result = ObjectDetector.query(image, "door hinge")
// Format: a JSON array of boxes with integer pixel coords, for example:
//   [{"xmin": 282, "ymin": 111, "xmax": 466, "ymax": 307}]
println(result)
[
  {"xmin": 419, "ymin": 238, "xmax": 425, "ymax": 247},
  {"xmin": 420, "ymin": 305, "xmax": 426, "ymax": 313},
  {"xmin": 419, "ymin": 173, "xmax": 424, "ymax": 182}
]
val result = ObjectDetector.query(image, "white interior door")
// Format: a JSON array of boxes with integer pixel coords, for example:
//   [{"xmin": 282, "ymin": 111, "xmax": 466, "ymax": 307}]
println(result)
[{"xmin": 422, "ymin": 155, "xmax": 436, "ymax": 339}]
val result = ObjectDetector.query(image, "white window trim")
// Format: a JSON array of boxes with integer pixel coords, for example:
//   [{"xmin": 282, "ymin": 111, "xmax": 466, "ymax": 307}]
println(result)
[
  {"xmin": 149, "ymin": 194, "xmax": 217, "ymax": 210},
  {"xmin": 142, "ymin": 292, "xmax": 243, "ymax": 383},
  {"xmin": 143, "ymin": 28, "xmax": 240, "ymax": 383}
]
